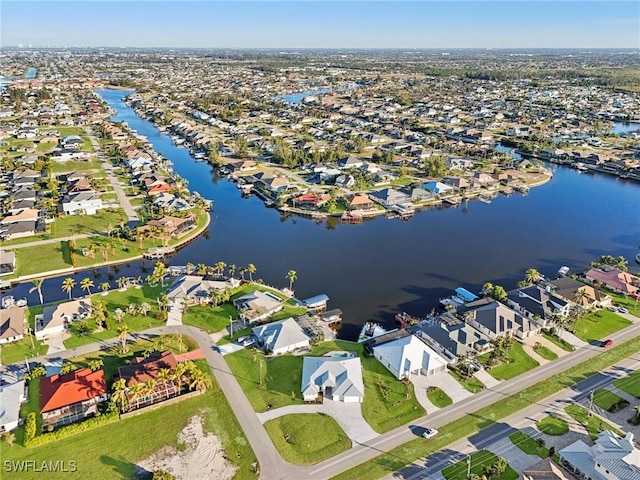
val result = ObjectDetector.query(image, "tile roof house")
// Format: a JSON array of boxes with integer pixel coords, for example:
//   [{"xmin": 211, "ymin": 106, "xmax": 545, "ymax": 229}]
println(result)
[
  {"xmin": 35, "ymin": 300, "xmax": 91, "ymax": 340},
  {"xmin": 252, "ymin": 317, "xmax": 310, "ymax": 355},
  {"xmin": 0, "ymin": 380, "xmax": 26, "ymax": 432},
  {"xmin": 0, "ymin": 306, "xmax": 25, "ymax": 345},
  {"xmin": 559, "ymin": 431, "xmax": 640, "ymax": 480},
  {"xmin": 584, "ymin": 267, "xmax": 639, "ymax": 295},
  {"xmin": 301, "ymin": 354, "xmax": 364, "ymax": 403},
  {"xmin": 550, "ymin": 277, "xmax": 612, "ymax": 309},
  {"xmin": 40, "ymin": 368, "xmax": 108, "ymax": 428},
  {"xmin": 372, "ymin": 333, "xmax": 450, "ymax": 380},
  {"xmin": 348, "ymin": 193, "xmax": 375, "ymax": 210}
]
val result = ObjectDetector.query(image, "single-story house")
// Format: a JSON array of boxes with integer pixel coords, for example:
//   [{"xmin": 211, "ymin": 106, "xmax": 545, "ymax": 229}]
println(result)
[
  {"xmin": 233, "ymin": 290, "xmax": 284, "ymax": 323},
  {"xmin": 348, "ymin": 193, "xmax": 375, "ymax": 210},
  {"xmin": 0, "ymin": 380, "xmax": 26, "ymax": 432},
  {"xmin": 35, "ymin": 300, "xmax": 91, "ymax": 340},
  {"xmin": 252, "ymin": 317, "xmax": 310, "ymax": 355},
  {"xmin": 138, "ymin": 214, "xmax": 196, "ymax": 238},
  {"xmin": 40, "ymin": 368, "xmax": 108, "ymax": 428},
  {"xmin": 62, "ymin": 192, "xmax": 103, "ymax": 215},
  {"xmin": 372, "ymin": 333, "xmax": 450, "ymax": 380},
  {"xmin": 584, "ymin": 267, "xmax": 639, "ymax": 295},
  {"xmin": 301, "ymin": 354, "xmax": 364, "ymax": 403},
  {"xmin": 0, "ymin": 306, "xmax": 25, "ymax": 345},
  {"xmin": 370, "ymin": 188, "xmax": 411, "ymax": 207},
  {"xmin": 293, "ymin": 193, "xmax": 330, "ymax": 209},
  {"xmin": 0, "ymin": 249, "xmax": 16, "ymax": 276}
]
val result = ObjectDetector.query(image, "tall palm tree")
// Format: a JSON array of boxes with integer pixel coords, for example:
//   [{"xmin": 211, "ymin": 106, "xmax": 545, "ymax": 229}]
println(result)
[
  {"xmin": 572, "ymin": 289, "xmax": 592, "ymax": 307},
  {"xmin": 127, "ymin": 383, "xmax": 145, "ymax": 410},
  {"xmin": 80, "ymin": 277, "xmax": 94, "ymax": 296},
  {"xmin": 61, "ymin": 277, "xmax": 76, "ymax": 300},
  {"xmin": 247, "ymin": 264, "xmax": 257, "ymax": 282},
  {"xmin": 525, "ymin": 268, "xmax": 541, "ymax": 285},
  {"xmin": 156, "ymin": 368, "xmax": 174, "ymax": 399},
  {"xmin": 228, "ymin": 264, "xmax": 236, "ymax": 278},
  {"xmin": 117, "ymin": 324, "xmax": 131, "ymax": 354},
  {"xmin": 214, "ymin": 261, "xmax": 227, "ymax": 277},
  {"xmin": 152, "ymin": 261, "xmax": 168, "ymax": 287},
  {"xmin": 286, "ymin": 270, "xmax": 297, "ymax": 291},
  {"xmin": 239, "ymin": 267, "xmax": 247, "ymax": 282},
  {"xmin": 100, "ymin": 282, "xmax": 110, "ymax": 294},
  {"xmin": 157, "ymin": 294, "xmax": 169, "ymax": 311},
  {"xmin": 196, "ymin": 263, "xmax": 207, "ymax": 276},
  {"xmin": 172, "ymin": 363, "xmax": 188, "ymax": 393},
  {"xmin": 29, "ymin": 278, "xmax": 44, "ymax": 304}
]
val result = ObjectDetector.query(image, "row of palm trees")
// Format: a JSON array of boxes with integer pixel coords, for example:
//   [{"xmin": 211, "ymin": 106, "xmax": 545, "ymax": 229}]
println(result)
[
  {"xmin": 110, "ymin": 360, "xmax": 210, "ymax": 413},
  {"xmin": 187, "ymin": 261, "xmax": 298, "ymax": 291}
]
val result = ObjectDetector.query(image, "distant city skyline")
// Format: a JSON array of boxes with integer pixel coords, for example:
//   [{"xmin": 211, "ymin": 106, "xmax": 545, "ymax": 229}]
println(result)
[{"xmin": 2, "ymin": 1, "xmax": 639, "ymax": 49}]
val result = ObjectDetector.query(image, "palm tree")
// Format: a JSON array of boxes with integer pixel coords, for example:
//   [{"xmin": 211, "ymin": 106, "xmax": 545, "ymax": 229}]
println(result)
[
  {"xmin": 525, "ymin": 268, "xmax": 541, "ymax": 285},
  {"xmin": 100, "ymin": 282, "xmax": 110, "ymax": 294},
  {"xmin": 116, "ymin": 276, "xmax": 128, "ymax": 290},
  {"xmin": 80, "ymin": 277, "xmax": 94, "ymax": 296},
  {"xmin": 29, "ymin": 278, "xmax": 44, "ymax": 304},
  {"xmin": 196, "ymin": 263, "xmax": 207, "ymax": 275},
  {"xmin": 286, "ymin": 270, "xmax": 297, "ymax": 291},
  {"xmin": 111, "ymin": 378, "xmax": 129, "ymax": 413},
  {"xmin": 152, "ymin": 261, "xmax": 168, "ymax": 287},
  {"xmin": 88, "ymin": 359, "xmax": 104, "ymax": 372},
  {"xmin": 61, "ymin": 277, "xmax": 76, "ymax": 300},
  {"xmin": 156, "ymin": 368, "xmax": 174, "ymax": 399},
  {"xmin": 573, "ymin": 289, "xmax": 592, "ymax": 307},
  {"xmin": 138, "ymin": 302, "xmax": 151, "ymax": 317},
  {"xmin": 157, "ymin": 294, "xmax": 169, "ymax": 311},
  {"xmin": 239, "ymin": 267, "xmax": 247, "ymax": 281},
  {"xmin": 185, "ymin": 262, "xmax": 195, "ymax": 274},
  {"xmin": 127, "ymin": 383, "xmax": 145, "ymax": 410},
  {"xmin": 113, "ymin": 308, "xmax": 125, "ymax": 323},
  {"xmin": 118, "ymin": 324, "xmax": 131, "ymax": 354},
  {"xmin": 228, "ymin": 264, "xmax": 236, "ymax": 278},
  {"xmin": 214, "ymin": 261, "xmax": 227, "ymax": 277},
  {"xmin": 247, "ymin": 264, "xmax": 257, "ymax": 282}
]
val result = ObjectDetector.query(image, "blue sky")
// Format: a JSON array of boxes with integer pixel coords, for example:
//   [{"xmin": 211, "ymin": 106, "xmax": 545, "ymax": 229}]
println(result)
[{"xmin": 2, "ymin": 1, "xmax": 638, "ymax": 48}]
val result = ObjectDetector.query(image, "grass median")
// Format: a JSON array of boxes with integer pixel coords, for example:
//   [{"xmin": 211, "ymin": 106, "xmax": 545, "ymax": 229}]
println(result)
[{"xmin": 331, "ymin": 335, "xmax": 640, "ymax": 480}]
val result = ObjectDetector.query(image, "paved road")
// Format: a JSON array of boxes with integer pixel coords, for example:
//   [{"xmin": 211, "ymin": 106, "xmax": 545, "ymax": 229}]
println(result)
[
  {"xmin": 3, "ymin": 319, "xmax": 638, "ymax": 480},
  {"xmin": 4, "ymin": 233, "xmax": 95, "ymax": 249}
]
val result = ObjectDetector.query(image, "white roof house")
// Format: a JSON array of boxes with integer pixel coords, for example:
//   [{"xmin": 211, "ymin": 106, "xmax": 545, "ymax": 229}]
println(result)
[
  {"xmin": 62, "ymin": 192, "xmax": 103, "ymax": 215},
  {"xmin": 233, "ymin": 290, "xmax": 283, "ymax": 323},
  {"xmin": 372, "ymin": 334, "xmax": 450, "ymax": 380},
  {"xmin": 252, "ymin": 318, "xmax": 310, "ymax": 355},
  {"xmin": 559, "ymin": 430, "xmax": 640, "ymax": 480},
  {"xmin": 301, "ymin": 354, "xmax": 364, "ymax": 403},
  {"xmin": 0, "ymin": 380, "xmax": 26, "ymax": 432},
  {"xmin": 167, "ymin": 275, "xmax": 240, "ymax": 305}
]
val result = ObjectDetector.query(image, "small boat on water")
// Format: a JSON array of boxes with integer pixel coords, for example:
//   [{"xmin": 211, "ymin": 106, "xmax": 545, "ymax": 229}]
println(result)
[
  {"xmin": 557, "ymin": 265, "xmax": 570, "ymax": 277},
  {"xmin": 1, "ymin": 296, "xmax": 27, "ymax": 309},
  {"xmin": 358, "ymin": 322, "xmax": 394, "ymax": 343}
]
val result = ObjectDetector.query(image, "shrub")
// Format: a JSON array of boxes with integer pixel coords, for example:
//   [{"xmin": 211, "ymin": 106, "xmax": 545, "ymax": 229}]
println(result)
[
  {"xmin": 24, "ymin": 413, "xmax": 37, "ymax": 443},
  {"xmin": 24, "ymin": 412, "xmax": 118, "ymax": 447},
  {"xmin": 608, "ymin": 400, "xmax": 630, "ymax": 413}
]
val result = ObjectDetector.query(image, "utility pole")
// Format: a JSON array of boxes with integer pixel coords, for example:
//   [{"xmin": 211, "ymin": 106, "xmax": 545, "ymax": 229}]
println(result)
[
  {"xmin": 587, "ymin": 389, "xmax": 594, "ymax": 417},
  {"xmin": 229, "ymin": 315, "xmax": 233, "ymax": 336},
  {"xmin": 467, "ymin": 455, "xmax": 471, "ymax": 479}
]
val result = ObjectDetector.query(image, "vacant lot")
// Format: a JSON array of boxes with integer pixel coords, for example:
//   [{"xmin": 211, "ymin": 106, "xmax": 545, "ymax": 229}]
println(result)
[{"xmin": 573, "ymin": 310, "xmax": 632, "ymax": 343}]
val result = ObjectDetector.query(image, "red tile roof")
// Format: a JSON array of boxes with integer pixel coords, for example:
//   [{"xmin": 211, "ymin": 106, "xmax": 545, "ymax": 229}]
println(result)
[
  {"xmin": 118, "ymin": 350, "xmax": 178, "ymax": 387},
  {"xmin": 40, "ymin": 368, "xmax": 107, "ymax": 413}
]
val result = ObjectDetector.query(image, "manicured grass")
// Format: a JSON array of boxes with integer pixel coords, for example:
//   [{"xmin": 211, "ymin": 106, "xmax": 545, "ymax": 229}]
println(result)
[
  {"xmin": 442, "ymin": 450, "xmax": 518, "ymax": 480},
  {"xmin": 614, "ymin": 370, "xmax": 640, "ymax": 398},
  {"xmin": 534, "ymin": 345, "xmax": 558, "ymax": 361},
  {"xmin": 509, "ymin": 431, "xmax": 549, "ymax": 458},
  {"xmin": 331, "ymin": 335, "xmax": 640, "ymax": 480},
  {"xmin": 573, "ymin": 310, "xmax": 632, "ymax": 343},
  {"xmin": 50, "ymin": 159, "xmax": 102, "ymax": 173},
  {"xmin": 536, "ymin": 415, "xmax": 569, "ymax": 436},
  {"xmin": 225, "ymin": 348, "xmax": 305, "ymax": 412},
  {"xmin": 603, "ymin": 289, "xmax": 640, "ymax": 317},
  {"xmin": 449, "ymin": 370, "xmax": 484, "ymax": 393},
  {"xmin": 427, "ymin": 387, "xmax": 453, "ymax": 408},
  {"xmin": 592, "ymin": 389, "xmax": 629, "ymax": 412},
  {"xmin": 565, "ymin": 404, "xmax": 623, "ymax": 440},
  {"xmin": 63, "ymin": 284, "xmax": 165, "ymax": 349},
  {"xmin": 2, "ymin": 362, "xmax": 258, "ymax": 480},
  {"xmin": 541, "ymin": 332, "xmax": 575, "ymax": 352},
  {"xmin": 264, "ymin": 414, "xmax": 351, "ymax": 465},
  {"xmin": 483, "ymin": 342, "xmax": 539, "ymax": 380},
  {"xmin": 182, "ymin": 304, "xmax": 237, "ymax": 333},
  {"xmin": 269, "ymin": 305, "xmax": 309, "ymax": 321}
]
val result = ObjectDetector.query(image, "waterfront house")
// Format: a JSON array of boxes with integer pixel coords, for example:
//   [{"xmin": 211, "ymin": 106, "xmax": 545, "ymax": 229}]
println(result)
[
  {"xmin": 549, "ymin": 277, "xmax": 612, "ymax": 308},
  {"xmin": 348, "ymin": 192, "xmax": 375, "ymax": 210},
  {"xmin": 62, "ymin": 192, "xmax": 103, "ymax": 215},
  {"xmin": 233, "ymin": 290, "xmax": 284, "ymax": 323},
  {"xmin": 293, "ymin": 192, "xmax": 330, "ymax": 209},
  {"xmin": 35, "ymin": 300, "xmax": 91, "ymax": 340},
  {"xmin": 0, "ymin": 379, "xmax": 26, "ymax": 432},
  {"xmin": 139, "ymin": 214, "xmax": 196, "ymax": 239},
  {"xmin": 252, "ymin": 317, "xmax": 310, "ymax": 355},
  {"xmin": 559, "ymin": 431, "xmax": 640, "ymax": 480},
  {"xmin": 0, "ymin": 220, "xmax": 39, "ymax": 241},
  {"xmin": 370, "ymin": 188, "xmax": 411, "ymax": 207},
  {"xmin": 117, "ymin": 350, "xmax": 179, "ymax": 411},
  {"xmin": 584, "ymin": 267, "xmax": 639, "ymax": 296},
  {"xmin": 422, "ymin": 181, "xmax": 453, "ymax": 195},
  {"xmin": 413, "ymin": 313, "xmax": 492, "ymax": 358},
  {"xmin": 40, "ymin": 368, "xmax": 108, "ymax": 429},
  {"xmin": 507, "ymin": 285, "xmax": 570, "ymax": 326},
  {"xmin": 152, "ymin": 192, "xmax": 193, "ymax": 212},
  {"xmin": 0, "ymin": 306, "xmax": 25, "ymax": 345},
  {"xmin": 167, "ymin": 275, "xmax": 239, "ymax": 305},
  {"xmin": 301, "ymin": 354, "xmax": 364, "ymax": 403},
  {"xmin": 458, "ymin": 298, "xmax": 540, "ymax": 339},
  {"xmin": 0, "ymin": 250, "xmax": 16, "ymax": 276},
  {"xmin": 371, "ymin": 332, "xmax": 450, "ymax": 380}
]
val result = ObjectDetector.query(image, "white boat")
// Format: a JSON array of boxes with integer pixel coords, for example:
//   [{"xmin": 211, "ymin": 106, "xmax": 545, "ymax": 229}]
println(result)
[
  {"xmin": 358, "ymin": 322, "xmax": 394, "ymax": 343},
  {"xmin": 557, "ymin": 266, "xmax": 570, "ymax": 277}
]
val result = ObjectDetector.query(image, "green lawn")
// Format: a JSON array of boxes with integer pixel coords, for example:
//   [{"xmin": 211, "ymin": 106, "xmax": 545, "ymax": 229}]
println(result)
[
  {"xmin": 573, "ymin": 310, "xmax": 632, "ymax": 343},
  {"xmin": 603, "ymin": 289, "xmax": 640, "ymax": 317},
  {"xmin": 448, "ymin": 370, "xmax": 484, "ymax": 393},
  {"xmin": 331, "ymin": 335, "xmax": 640, "ymax": 480},
  {"xmin": 442, "ymin": 450, "xmax": 518, "ymax": 480},
  {"xmin": 534, "ymin": 345, "xmax": 558, "ymax": 361},
  {"xmin": 226, "ymin": 340, "xmax": 425, "ymax": 433},
  {"xmin": 565, "ymin": 404, "xmax": 623, "ymax": 440},
  {"xmin": 427, "ymin": 387, "xmax": 453, "ymax": 408},
  {"xmin": 536, "ymin": 415, "xmax": 569, "ymax": 436},
  {"xmin": 264, "ymin": 414, "xmax": 351, "ymax": 465},
  {"xmin": 182, "ymin": 304, "xmax": 237, "ymax": 333},
  {"xmin": 61, "ymin": 284, "xmax": 165, "ymax": 349},
  {"xmin": 50, "ymin": 158, "xmax": 102, "ymax": 173},
  {"xmin": 509, "ymin": 431, "xmax": 549, "ymax": 458},
  {"xmin": 0, "ymin": 306, "xmax": 48, "ymax": 364},
  {"xmin": 541, "ymin": 331, "xmax": 575, "ymax": 352},
  {"xmin": 614, "ymin": 370, "xmax": 640, "ymax": 398},
  {"xmin": 592, "ymin": 389, "xmax": 629, "ymax": 412},
  {"xmin": 482, "ymin": 342, "xmax": 539, "ymax": 380},
  {"xmin": 2, "ymin": 362, "xmax": 258, "ymax": 480}
]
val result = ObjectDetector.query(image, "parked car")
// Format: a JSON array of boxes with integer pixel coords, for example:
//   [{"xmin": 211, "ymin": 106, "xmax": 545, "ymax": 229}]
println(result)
[
  {"xmin": 617, "ymin": 307, "xmax": 628, "ymax": 314},
  {"xmin": 422, "ymin": 428, "xmax": 438, "ymax": 439},
  {"xmin": 601, "ymin": 339, "xmax": 613, "ymax": 348}
]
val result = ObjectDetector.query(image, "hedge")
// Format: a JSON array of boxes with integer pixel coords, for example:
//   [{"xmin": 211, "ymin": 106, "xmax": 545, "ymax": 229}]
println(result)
[{"xmin": 24, "ymin": 412, "xmax": 119, "ymax": 447}]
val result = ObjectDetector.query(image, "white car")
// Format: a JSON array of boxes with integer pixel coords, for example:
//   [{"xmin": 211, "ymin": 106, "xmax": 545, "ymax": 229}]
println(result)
[
  {"xmin": 618, "ymin": 307, "xmax": 628, "ymax": 314},
  {"xmin": 422, "ymin": 428, "xmax": 438, "ymax": 439}
]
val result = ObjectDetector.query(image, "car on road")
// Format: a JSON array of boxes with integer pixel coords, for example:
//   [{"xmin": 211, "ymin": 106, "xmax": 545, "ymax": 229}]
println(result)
[
  {"xmin": 601, "ymin": 339, "xmax": 613, "ymax": 348},
  {"xmin": 422, "ymin": 428, "xmax": 438, "ymax": 439}
]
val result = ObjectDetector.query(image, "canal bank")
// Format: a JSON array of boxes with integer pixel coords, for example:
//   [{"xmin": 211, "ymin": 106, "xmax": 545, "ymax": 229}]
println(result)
[{"xmin": 4, "ymin": 89, "xmax": 639, "ymax": 340}]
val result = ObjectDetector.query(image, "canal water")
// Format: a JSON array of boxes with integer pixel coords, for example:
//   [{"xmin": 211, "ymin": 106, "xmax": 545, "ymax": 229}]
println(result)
[{"xmin": 7, "ymin": 89, "xmax": 640, "ymax": 339}]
